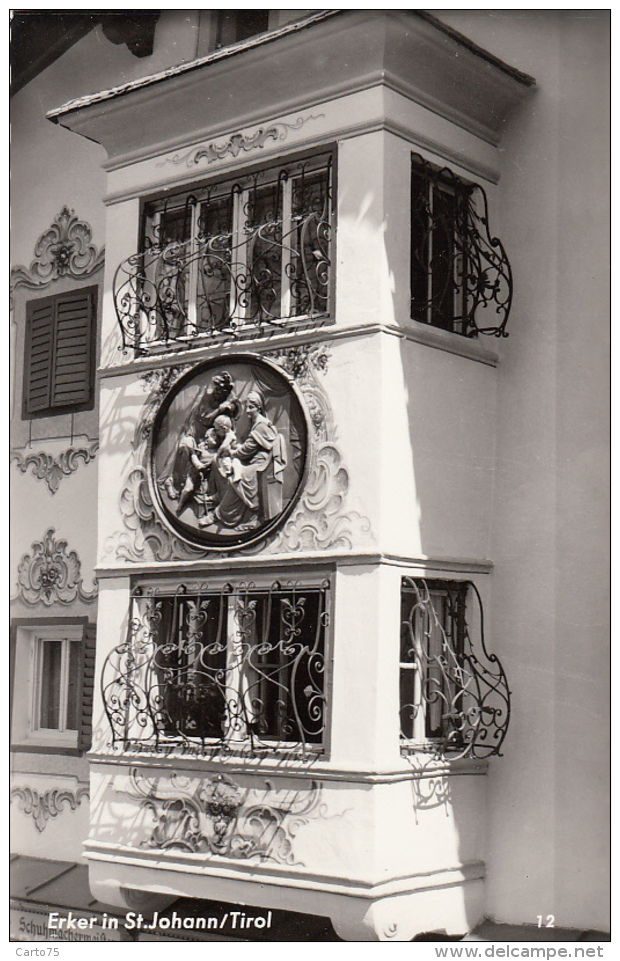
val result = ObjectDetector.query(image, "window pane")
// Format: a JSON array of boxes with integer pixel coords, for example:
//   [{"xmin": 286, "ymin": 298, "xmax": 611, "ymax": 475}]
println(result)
[
  {"xmin": 150, "ymin": 203, "xmax": 193, "ymax": 339},
  {"xmin": 152, "ymin": 594, "xmax": 228, "ymax": 740},
  {"xmin": 246, "ymin": 183, "xmax": 283, "ymax": 321},
  {"xmin": 290, "ymin": 168, "xmax": 331, "ymax": 316},
  {"xmin": 430, "ymin": 186, "xmax": 458, "ymax": 331},
  {"xmin": 243, "ymin": 590, "xmax": 324, "ymax": 743},
  {"xmin": 39, "ymin": 640, "xmax": 62, "ymax": 729},
  {"xmin": 410, "ymin": 170, "xmax": 431, "ymax": 324},
  {"xmin": 66, "ymin": 640, "xmax": 81, "ymax": 730},
  {"xmin": 196, "ymin": 195, "xmax": 233, "ymax": 333}
]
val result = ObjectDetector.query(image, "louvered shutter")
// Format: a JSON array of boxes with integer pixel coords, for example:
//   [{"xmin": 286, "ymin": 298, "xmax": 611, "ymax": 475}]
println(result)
[
  {"xmin": 51, "ymin": 289, "xmax": 96, "ymax": 409},
  {"xmin": 78, "ymin": 621, "xmax": 97, "ymax": 754},
  {"xmin": 23, "ymin": 296, "xmax": 55, "ymax": 414},
  {"xmin": 23, "ymin": 287, "xmax": 96, "ymax": 417}
]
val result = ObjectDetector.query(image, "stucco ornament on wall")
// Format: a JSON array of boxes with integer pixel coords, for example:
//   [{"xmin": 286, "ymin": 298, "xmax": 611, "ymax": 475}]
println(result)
[
  {"xmin": 10, "ymin": 785, "xmax": 89, "ymax": 833},
  {"xmin": 160, "ymin": 114, "xmax": 324, "ymax": 168},
  {"xmin": 121, "ymin": 769, "xmax": 322, "ymax": 865},
  {"xmin": 10, "ymin": 442, "xmax": 100, "ymax": 495},
  {"xmin": 13, "ymin": 528, "xmax": 98, "ymax": 606},
  {"xmin": 10, "ymin": 206, "xmax": 105, "ymax": 294},
  {"xmin": 104, "ymin": 345, "xmax": 372, "ymax": 562}
]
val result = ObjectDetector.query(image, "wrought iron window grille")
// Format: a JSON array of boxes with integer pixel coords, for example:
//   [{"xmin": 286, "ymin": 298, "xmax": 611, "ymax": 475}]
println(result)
[
  {"xmin": 114, "ymin": 154, "xmax": 333, "ymax": 352},
  {"xmin": 410, "ymin": 154, "xmax": 513, "ymax": 338},
  {"xmin": 399, "ymin": 578, "xmax": 510, "ymax": 760},
  {"xmin": 102, "ymin": 578, "xmax": 330, "ymax": 757}
]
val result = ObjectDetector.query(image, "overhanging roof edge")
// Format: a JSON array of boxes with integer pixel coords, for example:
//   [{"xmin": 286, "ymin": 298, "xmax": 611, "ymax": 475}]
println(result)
[
  {"xmin": 47, "ymin": 10, "xmax": 343, "ymax": 123},
  {"xmin": 47, "ymin": 9, "xmax": 536, "ymax": 126}
]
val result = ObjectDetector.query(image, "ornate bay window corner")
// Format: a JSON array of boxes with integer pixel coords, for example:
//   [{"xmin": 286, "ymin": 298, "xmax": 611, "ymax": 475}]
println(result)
[
  {"xmin": 410, "ymin": 154, "xmax": 513, "ymax": 338},
  {"xmin": 114, "ymin": 153, "xmax": 333, "ymax": 351},
  {"xmin": 399, "ymin": 577, "xmax": 510, "ymax": 761}
]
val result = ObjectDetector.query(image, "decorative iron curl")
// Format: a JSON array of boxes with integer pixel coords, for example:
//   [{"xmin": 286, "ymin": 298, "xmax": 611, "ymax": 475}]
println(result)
[
  {"xmin": 400, "ymin": 577, "xmax": 510, "ymax": 760},
  {"xmin": 411, "ymin": 154, "xmax": 512, "ymax": 338},
  {"xmin": 113, "ymin": 158, "xmax": 332, "ymax": 351},
  {"xmin": 101, "ymin": 580, "xmax": 328, "ymax": 757}
]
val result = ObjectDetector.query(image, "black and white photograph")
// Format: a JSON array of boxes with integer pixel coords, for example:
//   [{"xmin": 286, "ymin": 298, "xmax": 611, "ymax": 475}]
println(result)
[{"xmin": 9, "ymin": 6, "xmax": 610, "ymax": 949}]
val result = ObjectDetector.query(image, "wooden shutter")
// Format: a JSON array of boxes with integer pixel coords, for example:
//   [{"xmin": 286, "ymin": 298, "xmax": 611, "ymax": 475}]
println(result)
[
  {"xmin": 23, "ymin": 286, "xmax": 96, "ymax": 417},
  {"xmin": 23, "ymin": 295, "xmax": 55, "ymax": 414},
  {"xmin": 51, "ymin": 288, "xmax": 96, "ymax": 409},
  {"xmin": 78, "ymin": 621, "xmax": 97, "ymax": 754}
]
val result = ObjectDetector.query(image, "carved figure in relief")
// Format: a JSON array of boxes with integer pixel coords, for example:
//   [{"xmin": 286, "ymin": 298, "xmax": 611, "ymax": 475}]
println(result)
[
  {"xmin": 160, "ymin": 371, "xmax": 239, "ymax": 511},
  {"xmin": 204, "ymin": 390, "xmax": 287, "ymax": 531},
  {"xmin": 151, "ymin": 358, "xmax": 306, "ymax": 548}
]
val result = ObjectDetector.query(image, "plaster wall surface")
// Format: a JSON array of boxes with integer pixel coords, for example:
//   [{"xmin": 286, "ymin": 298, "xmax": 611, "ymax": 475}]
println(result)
[
  {"xmin": 433, "ymin": 9, "xmax": 610, "ymax": 932},
  {"xmin": 10, "ymin": 12, "xmax": 201, "ymax": 266}
]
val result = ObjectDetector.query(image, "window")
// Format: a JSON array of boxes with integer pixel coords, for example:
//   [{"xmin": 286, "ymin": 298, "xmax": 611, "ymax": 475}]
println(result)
[
  {"xmin": 10, "ymin": 621, "xmax": 96, "ymax": 752},
  {"xmin": 102, "ymin": 576, "xmax": 330, "ymax": 756},
  {"xmin": 410, "ymin": 154, "xmax": 513, "ymax": 338},
  {"xmin": 22, "ymin": 286, "xmax": 97, "ymax": 418},
  {"xmin": 410, "ymin": 159, "xmax": 471, "ymax": 334},
  {"xmin": 115, "ymin": 153, "xmax": 333, "ymax": 349},
  {"xmin": 215, "ymin": 10, "xmax": 270, "ymax": 49},
  {"xmin": 399, "ymin": 578, "xmax": 511, "ymax": 759},
  {"xmin": 400, "ymin": 579, "xmax": 467, "ymax": 747},
  {"xmin": 34, "ymin": 632, "xmax": 81, "ymax": 739}
]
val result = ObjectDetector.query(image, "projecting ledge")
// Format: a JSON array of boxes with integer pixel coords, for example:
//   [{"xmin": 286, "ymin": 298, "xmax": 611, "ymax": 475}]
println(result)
[
  {"xmin": 88, "ymin": 750, "xmax": 488, "ymax": 781},
  {"xmin": 86, "ymin": 851, "xmax": 486, "ymax": 941}
]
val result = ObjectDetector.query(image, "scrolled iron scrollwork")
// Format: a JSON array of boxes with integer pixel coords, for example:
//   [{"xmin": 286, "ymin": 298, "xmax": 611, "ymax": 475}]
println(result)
[
  {"xmin": 410, "ymin": 154, "xmax": 512, "ymax": 338},
  {"xmin": 113, "ymin": 156, "xmax": 332, "ymax": 351},
  {"xmin": 400, "ymin": 577, "xmax": 510, "ymax": 760},
  {"xmin": 101, "ymin": 579, "xmax": 329, "ymax": 758}
]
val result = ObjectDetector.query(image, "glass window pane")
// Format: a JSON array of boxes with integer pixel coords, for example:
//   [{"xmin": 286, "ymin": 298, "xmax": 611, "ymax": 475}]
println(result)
[
  {"xmin": 246, "ymin": 183, "xmax": 283, "ymax": 321},
  {"xmin": 66, "ymin": 640, "xmax": 81, "ymax": 730},
  {"xmin": 39, "ymin": 640, "xmax": 62, "ymax": 729},
  {"xmin": 196, "ymin": 195, "xmax": 233, "ymax": 333},
  {"xmin": 290, "ymin": 168, "xmax": 331, "ymax": 316}
]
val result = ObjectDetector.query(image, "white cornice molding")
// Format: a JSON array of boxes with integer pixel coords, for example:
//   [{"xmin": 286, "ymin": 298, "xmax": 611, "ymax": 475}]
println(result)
[
  {"xmin": 95, "ymin": 551, "xmax": 493, "ymax": 579},
  {"xmin": 97, "ymin": 320, "xmax": 499, "ymax": 381},
  {"xmin": 89, "ymin": 750, "xmax": 488, "ymax": 781}
]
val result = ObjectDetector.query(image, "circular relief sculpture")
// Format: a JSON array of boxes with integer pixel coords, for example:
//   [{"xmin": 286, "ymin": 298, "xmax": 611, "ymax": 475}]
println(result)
[{"xmin": 150, "ymin": 355, "xmax": 309, "ymax": 549}]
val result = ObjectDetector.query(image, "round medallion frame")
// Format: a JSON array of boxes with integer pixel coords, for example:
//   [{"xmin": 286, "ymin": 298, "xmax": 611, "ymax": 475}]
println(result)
[{"xmin": 148, "ymin": 354, "xmax": 310, "ymax": 551}]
